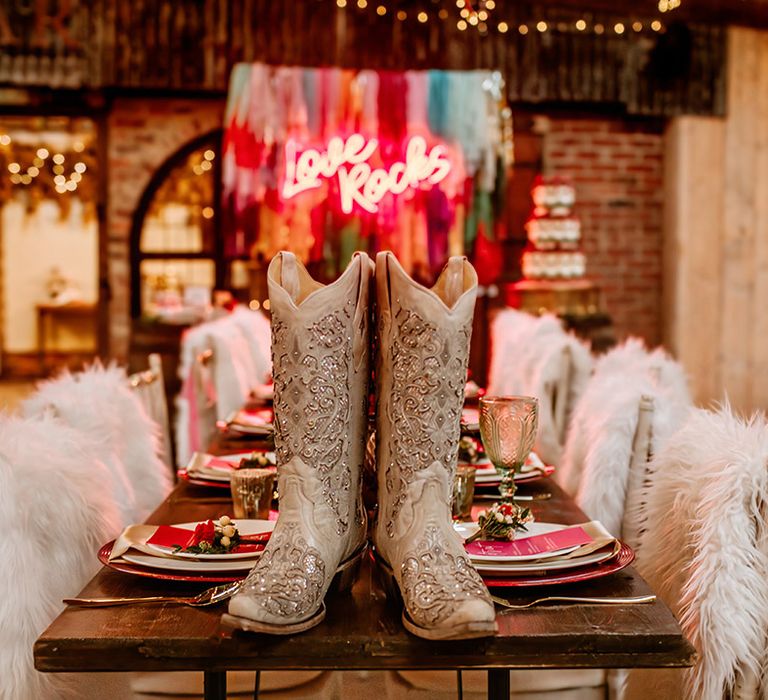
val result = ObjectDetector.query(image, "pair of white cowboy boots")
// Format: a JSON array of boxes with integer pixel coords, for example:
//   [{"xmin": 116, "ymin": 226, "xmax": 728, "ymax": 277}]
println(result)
[{"xmin": 223, "ymin": 250, "xmax": 497, "ymax": 640}]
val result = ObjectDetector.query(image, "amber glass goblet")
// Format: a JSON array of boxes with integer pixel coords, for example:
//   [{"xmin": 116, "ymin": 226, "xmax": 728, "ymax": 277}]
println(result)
[{"xmin": 479, "ymin": 396, "xmax": 539, "ymax": 502}]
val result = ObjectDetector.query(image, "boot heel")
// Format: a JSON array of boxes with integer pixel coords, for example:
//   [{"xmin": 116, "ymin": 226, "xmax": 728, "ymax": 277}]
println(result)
[
  {"xmin": 329, "ymin": 543, "xmax": 367, "ymax": 594},
  {"xmin": 371, "ymin": 546, "xmax": 402, "ymax": 604}
]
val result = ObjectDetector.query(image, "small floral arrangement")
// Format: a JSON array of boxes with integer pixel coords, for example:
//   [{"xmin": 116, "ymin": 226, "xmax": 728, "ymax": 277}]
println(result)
[
  {"xmin": 174, "ymin": 516, "xmax": 241, "ymax": 554},
  {"xmin": 457, "ymin": 436, "xmax": 481, "ymax": 464},
  {"xmin": 466, "ymin": 502, "xmax": 534, "ymax": 543},
  {"xmin": 239, "ymin": 452, "xmax": 272, "ymax": 469}
]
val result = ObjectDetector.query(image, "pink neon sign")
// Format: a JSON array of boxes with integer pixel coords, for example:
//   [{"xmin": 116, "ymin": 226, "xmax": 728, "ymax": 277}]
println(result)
[{"xmin": 282, "ymin": 134, "xmax": 451, "ymax": 214}]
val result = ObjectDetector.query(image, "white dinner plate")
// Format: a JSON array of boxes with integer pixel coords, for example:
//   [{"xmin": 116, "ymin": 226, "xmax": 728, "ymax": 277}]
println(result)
[
  {"xmin": 471, "ymin": 547, "xmax": 617, "ymax": 575},
  {"xmin": 186, "ymin": 451, "xmax": 276, "ymax": 482},
  {"xmin": 144, "ymin": 519, "xmax": 275, "ymax": 561},
  {"xmin": 122, "ymin": 551, "xmax": 259, "ymax": 572},
  {"xmin": 455, "ymin": 522, "xmax": 582, "ymax": 562}
]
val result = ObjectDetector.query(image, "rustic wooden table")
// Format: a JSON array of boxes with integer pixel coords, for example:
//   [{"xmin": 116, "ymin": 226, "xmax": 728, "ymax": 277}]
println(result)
[{"xmin": 34, "ymin": 459, "xmax": 694, "ymax": 700}]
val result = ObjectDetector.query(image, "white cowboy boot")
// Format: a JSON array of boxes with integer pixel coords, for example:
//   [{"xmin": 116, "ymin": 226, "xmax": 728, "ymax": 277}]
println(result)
[
  {"xmin": 372, "ymin": 251, "xmax": 497, "ymax": 640},
  {"xmin": 224, "ymin": 251, "xmax": 372, "ymax": 634}
]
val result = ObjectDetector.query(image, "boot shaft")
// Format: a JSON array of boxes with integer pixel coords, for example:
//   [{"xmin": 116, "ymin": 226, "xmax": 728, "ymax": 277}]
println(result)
[
  {"xmin": 267, "ymin": 251, "xmax": 373, "ymax": 537},
  {"xmin": 374, "ymin": 251, "xmax": 478, "ymax": 539}
]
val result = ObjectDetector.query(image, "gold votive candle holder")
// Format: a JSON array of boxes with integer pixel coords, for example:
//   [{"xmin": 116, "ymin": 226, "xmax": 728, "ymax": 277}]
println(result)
[{"xmin": 230, "ymin": 468, "xmax": 275, "ymax": 519}]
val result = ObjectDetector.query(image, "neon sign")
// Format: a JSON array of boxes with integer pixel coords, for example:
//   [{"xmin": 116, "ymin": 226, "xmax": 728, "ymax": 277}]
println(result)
[{"xmin": 282, "ymin": 134, "xmax": 451, "ymax": 214}]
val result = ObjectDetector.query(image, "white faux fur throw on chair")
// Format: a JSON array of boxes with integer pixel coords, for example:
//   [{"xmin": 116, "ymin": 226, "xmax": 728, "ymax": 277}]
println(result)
[
  {"xmin": 488, "ymin": 310, "xmax": 592, "ymax": 466},
  {"xmin": 0, "ymin": 413, "xmax": 129, "ymax": 700},
  {"xmin": 622, "ymin": 405, "xmax": 768, "ymax": 700},
  {"xmin": 569, "ymin": 357, "xmax": 690, "ymax": 540},
  {"xmin": 175, "ymin": 310, "xmax": 273, "ymax": 466},
  {"xmin": 23, "ymin": 363, "xmax": 173, "ymax": 524},
  {"xmin": 557, "ymin": 338, "xmax": 691, "ymax": 503}
]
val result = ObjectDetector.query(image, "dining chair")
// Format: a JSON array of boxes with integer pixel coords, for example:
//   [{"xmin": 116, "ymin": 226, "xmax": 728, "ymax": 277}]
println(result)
[
  {"xmin": 557, "ymin": 338, "xmax": 691, "ymax": 507},
  {"xmin": 176, "ymin": 325, "xmax": 217, "ymax": 468},
  {"xmin": 23, "ymin": 362, "xmax": 173, "ymax": 524},
  {"xmin": 622, "ymin": 405, "xmax": 768, "ymax": 700},
  {"xmin": 487, "ymin": 309, "xmax": 593, "ymax": 466},
  {"xmin": 129, "ymin": 353, "xmax": 173, "ymax": 472},
  {"xmin": 206, "ymin": 314, "xmax": 261, "ymax": 422},
  {"xmin": 0, "ymin": 412, "xmax": 131, "ymax": 700},
  {"xmin": 175, "ymin": 311, "xmax": 270, "ymax": 469}
]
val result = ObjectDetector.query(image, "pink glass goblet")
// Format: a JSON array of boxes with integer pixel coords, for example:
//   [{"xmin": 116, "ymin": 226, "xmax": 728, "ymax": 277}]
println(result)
[{"xmin": 479, "ymin": 396, "xmax": 539, "ymax": 503}]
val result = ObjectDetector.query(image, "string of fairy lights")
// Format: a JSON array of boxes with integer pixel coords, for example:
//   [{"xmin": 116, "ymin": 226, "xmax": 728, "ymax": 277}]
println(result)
[
  {"xmin": 1, "ymin": 132, "xmax": 89, "ymax": 195},
  {"xmin": 334, "ymin": 0, "xmax": 682, "ymax": 36}
]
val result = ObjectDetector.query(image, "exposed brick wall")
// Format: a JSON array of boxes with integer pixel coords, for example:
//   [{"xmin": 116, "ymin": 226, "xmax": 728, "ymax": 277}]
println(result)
[
  {"xmin": 107, "ymin": 98, "xmax": 224, "ymax": 362},
  {"xmin": 542, "ymin": 117, "xmax": 664, "ymax": 346},
  {"xmin": 104, "ymin": 106, "xmax": 663, "ymax": 358}
]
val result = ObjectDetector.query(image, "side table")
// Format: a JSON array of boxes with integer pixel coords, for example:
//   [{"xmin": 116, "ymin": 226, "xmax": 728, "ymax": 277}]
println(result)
[{"xmin": 36, "ymin": 301, "xmax": 96, "ymax": 374}]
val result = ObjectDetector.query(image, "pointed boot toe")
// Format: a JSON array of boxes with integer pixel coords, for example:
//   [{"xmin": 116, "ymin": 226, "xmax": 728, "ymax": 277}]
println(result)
[
  {"xmin": 224, "ymin": 252, "xmax": 373, "ymax": 636},
  {"xmin": 224, "ymin": 589, "xmax": 326, "ymax": 635},
  {"xmin": 426, "ymin": 598, "xmax": 498, "ymax": 639},
  {"xmin": 373, "ymin": 252, "xmax": 498, "ymax": 641}
]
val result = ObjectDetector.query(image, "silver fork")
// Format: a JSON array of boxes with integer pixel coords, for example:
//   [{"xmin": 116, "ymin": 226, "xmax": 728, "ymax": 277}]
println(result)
[
  {"xmin": 63, "ymin": 581, "xmax": 243, "ymax": 607},
  {"xmin": 492, "ymin": 594, "xmax": 656, "ymax": 609}
]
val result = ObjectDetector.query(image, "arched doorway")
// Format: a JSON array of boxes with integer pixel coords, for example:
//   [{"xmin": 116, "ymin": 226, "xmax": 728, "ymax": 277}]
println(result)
[{"xmin": 128, "ymin": 128, "xmax": 242, "ymax": 404}]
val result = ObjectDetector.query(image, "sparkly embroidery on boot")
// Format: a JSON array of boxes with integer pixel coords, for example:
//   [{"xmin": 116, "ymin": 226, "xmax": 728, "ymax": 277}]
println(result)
[
  {"xmin": 400, "ymin": 525, "xmax": 492, "ymax": 628},
  {"xmin": 271, "ymin": 309, "xmax": 353, "ymax": 534},
  {"xmin": 239, "ymin": 523, "xmax": 326, "ymax": 619},
  {"xmin": 383, "ymin": 308, "xmax": 472, "ymax": 537}
]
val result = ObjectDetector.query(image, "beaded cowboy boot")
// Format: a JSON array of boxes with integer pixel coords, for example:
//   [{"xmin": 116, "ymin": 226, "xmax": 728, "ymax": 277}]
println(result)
[
  {"xmin": 372, "ymin": 251, "xmax": 497, "ymax": 640},
  {"xmin": 224, "ymin": 251, "xmax": 372, "ymax": 634}
]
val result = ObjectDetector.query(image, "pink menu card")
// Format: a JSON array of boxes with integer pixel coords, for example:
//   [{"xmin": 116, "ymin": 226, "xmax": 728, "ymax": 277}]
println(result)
[{"xmin": 465, "ymin": 525, "xmax": 593, "ymax": 558}]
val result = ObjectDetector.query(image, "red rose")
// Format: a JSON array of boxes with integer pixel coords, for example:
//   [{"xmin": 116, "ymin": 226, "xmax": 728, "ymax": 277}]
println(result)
[{"xmin": 189, "ymin": 520, "xmax": 216, "ymax": 546}]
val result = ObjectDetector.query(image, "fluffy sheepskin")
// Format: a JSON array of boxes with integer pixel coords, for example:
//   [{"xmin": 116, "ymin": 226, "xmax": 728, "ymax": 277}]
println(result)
[
  {"xmin": 23, "ymin": 363, "xmax": 172, "ymax": 524},
  {"xmin": 558, "ymin": 338, "xmax": 691, "ymax": 506},
  {"xmin": 0, "ymin": 412, "xmax": 126, "ymax": 700},
  {"xmin": 488, "ymin": 310, "xmax": 593, "ymax": 465},
  {"xmin": 622, "ymin": 405, "xmax": 768, "ymax": 700}
]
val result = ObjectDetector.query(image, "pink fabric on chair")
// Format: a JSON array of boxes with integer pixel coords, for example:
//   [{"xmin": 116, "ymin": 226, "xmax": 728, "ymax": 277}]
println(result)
[{"xmin": 176, "ymin": 324, "xmax": 217, "ymax": 467}]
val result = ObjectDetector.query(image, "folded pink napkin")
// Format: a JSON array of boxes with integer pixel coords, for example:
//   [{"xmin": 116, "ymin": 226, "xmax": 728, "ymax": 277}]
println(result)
[
  {"xmin": 206, "ymin": 457, "xmax": 238, "ymax": 471},
  {"xmin": 236, "ymin": 408, "xmax": 272, "ymax": 425},
  {"xmin": 146, "ymin": 524, "xmax": 265, "ymax": 554},
  {"xmin": 109, "ymin": 524, "xmax": 266, "ymax": 561},
  {"xmin": 146, "ymin": 525, "xmax": 198, "ymax": 549}
]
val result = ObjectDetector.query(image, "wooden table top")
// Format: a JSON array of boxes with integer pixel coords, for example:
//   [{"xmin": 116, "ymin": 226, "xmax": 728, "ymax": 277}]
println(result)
[{"xmin": 35, "ymin": 468, "xmax": 694, "ymax": 674}]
